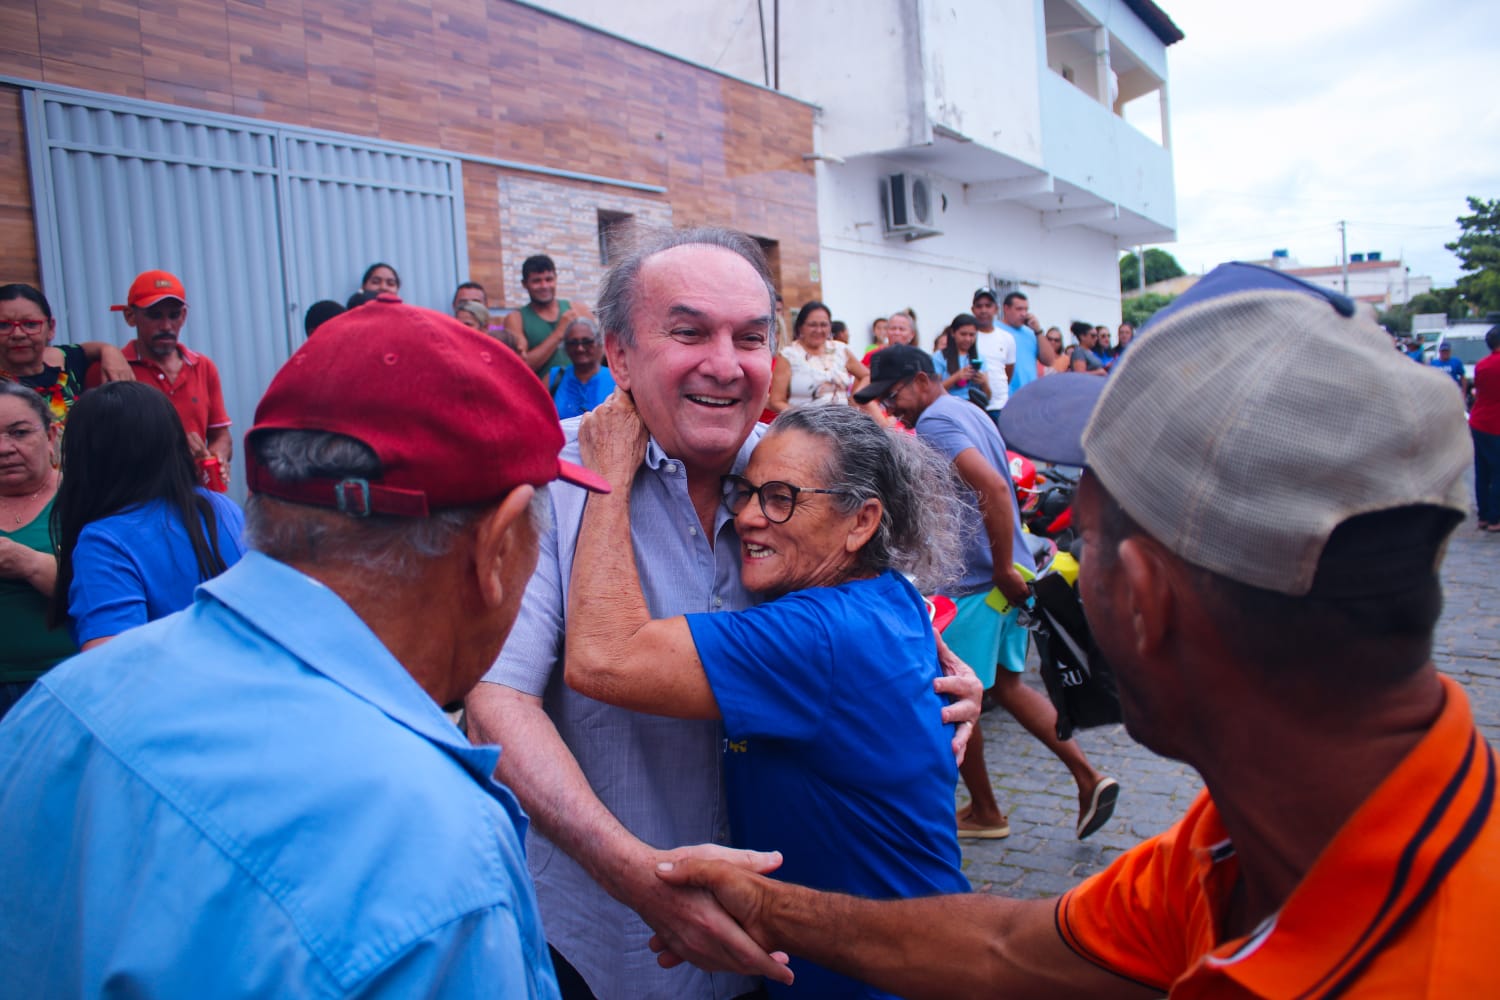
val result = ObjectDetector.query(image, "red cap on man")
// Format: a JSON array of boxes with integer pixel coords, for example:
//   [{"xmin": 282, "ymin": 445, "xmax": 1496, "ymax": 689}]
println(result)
[
  {"xmin": 246, "ymin": 295, "xmax": 608, "ymax": 517},
  {"xmin": 111, "ymin": 270, "xmax": 187, "ymax": 311}
]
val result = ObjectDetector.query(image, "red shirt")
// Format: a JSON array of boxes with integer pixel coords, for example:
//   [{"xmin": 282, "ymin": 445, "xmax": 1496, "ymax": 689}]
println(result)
[
  {"xmin": 122, "ymin": 341, "xmax": 231, "ymax": 440},
  {"xmin": 1057, "ymin": 674, "xmax": 1500, "ymax": 997},
  {"xmin": 1470, "ymin": 351, "xmax": 1500, "ymax": 435}
]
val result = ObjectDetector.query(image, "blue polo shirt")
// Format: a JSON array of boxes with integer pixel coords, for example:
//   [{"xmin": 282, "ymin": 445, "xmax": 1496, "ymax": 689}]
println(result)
[
  {"xmin": 0, "ymin": 552, "xmax": 559, "ymax": 999},
  {"xmin": 688, "ymin": 570, "xmax": 969, "ymax": 999},
  {"xmin": 67, "ymin": 488, "xmax": 246, "ymax": 645}
]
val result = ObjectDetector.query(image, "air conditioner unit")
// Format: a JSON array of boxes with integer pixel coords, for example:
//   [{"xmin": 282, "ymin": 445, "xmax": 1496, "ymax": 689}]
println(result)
[{"xmin": 881, "ymin": 173, "xmax": 943, "ymax": 240}]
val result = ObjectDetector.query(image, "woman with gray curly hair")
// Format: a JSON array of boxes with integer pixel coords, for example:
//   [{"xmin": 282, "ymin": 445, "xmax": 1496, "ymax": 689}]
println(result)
[{"xmin": 566, "ymin": 397, "xmax": 970, "ymax": 998}]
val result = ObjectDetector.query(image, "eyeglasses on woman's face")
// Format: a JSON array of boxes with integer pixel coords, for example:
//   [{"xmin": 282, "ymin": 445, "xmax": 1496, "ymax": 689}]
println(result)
[{"xmin": 720, "ymin": 474, "xmax": 852, "ymax": 524}]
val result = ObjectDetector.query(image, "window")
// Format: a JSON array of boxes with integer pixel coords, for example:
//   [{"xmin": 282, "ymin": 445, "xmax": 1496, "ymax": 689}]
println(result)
[{"xmin": 598, "ymin": 210, "xmax": 632, "ymax": 265}]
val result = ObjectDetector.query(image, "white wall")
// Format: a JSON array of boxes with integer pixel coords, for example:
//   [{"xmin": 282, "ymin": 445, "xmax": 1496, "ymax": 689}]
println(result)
[
  {"xmin": 1040, "ymin": 72, "xmax": 1176, "ymax": 228},
  {"xmin": 815, "ymin": 154, "xmax": 1122, "ymax": 353},
  {"xmin": 919, "ymin": 0, "xmax": 1044, "ymax": 165}
]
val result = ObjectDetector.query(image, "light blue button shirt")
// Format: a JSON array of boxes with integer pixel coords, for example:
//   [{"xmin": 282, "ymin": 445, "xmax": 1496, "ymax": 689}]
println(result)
[
  {"xmin": 0, "ymin": 551, "xmax": 559, "ymax": 999},
  {"xmin": 483, "ymin": 419, "xmax": 766, "ymax": 999}
]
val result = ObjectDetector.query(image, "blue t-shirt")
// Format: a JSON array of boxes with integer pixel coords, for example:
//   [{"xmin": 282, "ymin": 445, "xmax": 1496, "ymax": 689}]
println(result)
[
  {"xmin": 1005, "ymin": 322, "xmax": 1039, "ymax": 395},
  {"xmin": 68, "ymin": 489, "xmax": 246, "ymax": 645},
  {"xmin": 914, "ymin": 393, "xmax": 1035, "ymax": 595},
  {"xmin": 547, "ymin": 366, "xmax": 616, "ymax": 420},
  {"xmin": 687, "ymin": 571, "xmax": 968, "ymax": 999},
  {"xmin": 1430, "ymin": 356, "xmax": 1466, "ymax": 385}
]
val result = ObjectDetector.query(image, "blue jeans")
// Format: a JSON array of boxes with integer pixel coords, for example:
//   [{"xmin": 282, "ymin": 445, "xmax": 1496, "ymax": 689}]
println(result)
[{"xmin": 1476, "ymin": 428, "xmax": 1500, "ymax": 525}]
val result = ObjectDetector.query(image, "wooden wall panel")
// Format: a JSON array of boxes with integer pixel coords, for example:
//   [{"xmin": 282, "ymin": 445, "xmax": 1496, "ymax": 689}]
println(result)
[
  {"xmin": 0, "ymin": 0, "xmax": 821, "ymax": 303},
  {"xmin": 0, "ymin": 89, "xmax": 40, "ymax": 288}
]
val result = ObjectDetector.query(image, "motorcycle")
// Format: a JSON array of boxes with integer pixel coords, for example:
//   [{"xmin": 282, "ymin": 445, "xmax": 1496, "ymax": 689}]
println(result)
[{"xmin": 1008, "ymin": 451, "xmax": 1081, "ymax": 552}]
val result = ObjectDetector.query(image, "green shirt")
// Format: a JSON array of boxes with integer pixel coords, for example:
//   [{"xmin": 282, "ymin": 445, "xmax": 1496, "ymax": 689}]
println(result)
[
  {"xmin": 1, "ymin": 497, "xmax": 76, "ymax": 681},
  {"xmin": 521, "ymin": 299, "xmax": 571, "ymax": 373}
]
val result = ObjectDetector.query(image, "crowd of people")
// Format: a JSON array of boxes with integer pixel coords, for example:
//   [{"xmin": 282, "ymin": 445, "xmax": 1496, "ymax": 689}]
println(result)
[{"xmin": 1, "ymin": 227, "xmax": 1497, "ymax": 998}]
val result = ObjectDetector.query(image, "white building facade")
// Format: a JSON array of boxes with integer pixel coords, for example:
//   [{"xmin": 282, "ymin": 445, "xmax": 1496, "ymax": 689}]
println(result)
[{"xmin": 534, "ymin": 0, "xmax": 1181, "ymax": 350}]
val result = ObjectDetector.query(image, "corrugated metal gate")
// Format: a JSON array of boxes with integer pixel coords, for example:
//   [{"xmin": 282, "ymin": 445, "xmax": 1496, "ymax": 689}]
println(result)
[{"xmin": 23, "ymin": 86, "xmax": 468, "ymax": 499}]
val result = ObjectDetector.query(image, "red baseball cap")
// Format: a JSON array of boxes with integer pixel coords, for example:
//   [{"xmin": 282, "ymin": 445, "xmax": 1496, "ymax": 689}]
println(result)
[
  {"xmin": 246, "ymin": 295, "xmax": 608, "ymax": 516},
  {"xmin": 111, "ymin": 269, "xmax": 187, "ymax": 311}
]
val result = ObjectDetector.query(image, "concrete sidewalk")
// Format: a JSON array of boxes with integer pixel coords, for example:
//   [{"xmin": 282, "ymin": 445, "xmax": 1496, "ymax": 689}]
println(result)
[{"xmin": 960, "ymin": 510, "xmax": 1500, "ymax": 896}]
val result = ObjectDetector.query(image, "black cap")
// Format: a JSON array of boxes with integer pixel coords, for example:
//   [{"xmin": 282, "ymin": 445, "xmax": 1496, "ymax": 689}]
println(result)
[
  {"xmin": 973, "ymin": 286, "xmax": 998, "ymax": 304},
  {"xmin": 853, "ymin": 345, "xmax": 936, "ymax": 403}
]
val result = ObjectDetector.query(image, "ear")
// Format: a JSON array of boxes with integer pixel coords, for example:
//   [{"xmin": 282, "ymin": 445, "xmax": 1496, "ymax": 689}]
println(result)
[
  {"xmin": 122, "ymin": 307, "xmax": 138, "ymax": 329},
  {"xmin": 844, "ymin": 497, "xmax": 883, "ymax": 554},
  {"xmin": 1115, "ymin": 536, "xmax": 1174, "ymax": 657},
  {"xmin": 473, "ymin": 484, "xmax": 538, "ymax": 610},
  {"xmin": 604, "ymin": 333, "xmax": 632, "ymax": 391}
]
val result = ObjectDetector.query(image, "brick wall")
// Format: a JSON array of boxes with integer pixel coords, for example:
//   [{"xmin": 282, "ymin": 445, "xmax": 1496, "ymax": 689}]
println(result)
[
  {"xmin": 0, "ymin": 0, "xmax": 821, "ymax": 306},
  {"xmin": 492, "ymin": 174, "xmax": 672, "ymax": 310}
]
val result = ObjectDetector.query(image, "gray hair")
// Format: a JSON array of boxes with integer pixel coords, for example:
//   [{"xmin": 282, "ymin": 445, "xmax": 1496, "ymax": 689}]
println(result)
[
  {"xmin": 244, "ymin": 429, "xmax": 549, "ymax": 577},
  {"xmin": 596, "ymin": 225, "xmax": 777, "ymax": 349},
  {"xmin": 455, "ymin": 300, "xmax": 490, "ymax": 327},
  {"xmin": 565, "ymin": 316, "xmax": 602, "ymax": 344},
  {"xmin": 769, "ymin": 406, "xmax": 966, "ymax": 592},
  {"xmin": 0, "ymin": 380, "xmax": 53, "ymax": 427}
]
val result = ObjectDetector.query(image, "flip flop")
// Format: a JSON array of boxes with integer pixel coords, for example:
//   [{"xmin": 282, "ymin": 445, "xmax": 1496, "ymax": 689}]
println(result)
[
  {"xmin": 1077, "ymin": 778, "xmax": 1119, "ymax": 840},
  {"xmin": 957, "ymin": 817, "xmax": 1011, "ymax": 839}
]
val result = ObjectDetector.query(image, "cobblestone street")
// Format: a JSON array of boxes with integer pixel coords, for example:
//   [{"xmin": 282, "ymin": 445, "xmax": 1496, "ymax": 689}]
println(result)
[{"xmin": 960, "ymin": 505, "xmax": 1500, "ymax": 897}]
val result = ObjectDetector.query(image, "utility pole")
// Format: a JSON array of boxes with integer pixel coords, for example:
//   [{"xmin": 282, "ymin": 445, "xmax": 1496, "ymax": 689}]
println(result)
[{"xmin": 1339, "ymin": 220, "xmax": 1348, "ymax": 295}]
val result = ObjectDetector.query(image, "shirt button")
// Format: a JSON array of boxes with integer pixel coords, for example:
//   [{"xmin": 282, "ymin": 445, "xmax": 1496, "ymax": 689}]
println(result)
[
  {"xmin": 688, "ymin": 525, "xmax": 698, "ymax": 536},
  {"xmin": 713, "ymin": 596, "xmax": 723, "ymax": 608},
  {"xmin": 664, "ymin": 462, "xmax": 677, "ymax": 474}
]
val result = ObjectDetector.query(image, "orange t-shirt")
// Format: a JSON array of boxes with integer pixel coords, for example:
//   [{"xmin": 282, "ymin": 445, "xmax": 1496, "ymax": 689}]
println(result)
[{"xmin": 1056, "ymin": 674, "xmax": 1500, "ymax": 997}]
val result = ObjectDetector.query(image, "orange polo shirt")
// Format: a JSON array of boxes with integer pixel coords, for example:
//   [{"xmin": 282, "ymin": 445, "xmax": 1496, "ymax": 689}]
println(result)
[
  {"xmin": 122, "ymin": 341, "xmax": 230, "ymax": 441},
  {"xmin": 1057, "ymin": 673, "xmax": 1499, "ymax": 997}
]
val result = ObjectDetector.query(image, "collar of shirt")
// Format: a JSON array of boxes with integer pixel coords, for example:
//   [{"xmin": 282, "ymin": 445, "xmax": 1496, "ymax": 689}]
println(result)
[
  {"xmin": 198, "ymin": 552, "xmax": 508, "ymax": 795},
  {"xmin": 1196, "ymin": 674, "xmax": 1494, "ymax": 996}
]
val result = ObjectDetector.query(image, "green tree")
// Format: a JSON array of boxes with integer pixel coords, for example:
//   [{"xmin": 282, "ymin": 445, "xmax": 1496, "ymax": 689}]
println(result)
[
  {"xmin": 1446, "ymin": 197, "xmax": 1500, "ymax": 314},
  {"xmin": 1405, "ymin": 287, "xmax": 1469, "ymax": 320},
  {"xmin": 1122, "ymin": 292, "xmax": 1176, "ymax": 329},
  {"xmin": 1120, "ymin": 249, "xmax": 1186, "ymax": 292},
  {"xmin": 1378, "ymin": 306, "xmax": 1411, "ymax": 335}
]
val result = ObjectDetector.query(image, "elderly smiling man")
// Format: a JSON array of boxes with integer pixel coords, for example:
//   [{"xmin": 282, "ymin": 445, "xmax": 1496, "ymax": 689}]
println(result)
[
  {"xmin": 466, "ymin": 226, "xmax": 981, "ymax": 1000},
  {"xmin": 0, "ymin": 299, "xmax": 604, "ymax": 997}
]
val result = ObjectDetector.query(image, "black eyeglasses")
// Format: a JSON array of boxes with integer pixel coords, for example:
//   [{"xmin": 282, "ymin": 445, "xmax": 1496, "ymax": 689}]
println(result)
[
  {"xmin": 877, "ymin": 378, "xmax": 911, "ymax": 409},
  {"xmin": 564, "ymin": 338, "xmax": 598, "ymax": 349},
  {"xmin": 721, "ymin": 474, "xmax": 853, "ymax": 524}
]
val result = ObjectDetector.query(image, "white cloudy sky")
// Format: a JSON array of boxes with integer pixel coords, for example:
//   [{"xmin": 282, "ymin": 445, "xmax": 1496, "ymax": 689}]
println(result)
[{"xmin": 1141, "ymin": 0, "xmax": 1499, "ymax": 287}]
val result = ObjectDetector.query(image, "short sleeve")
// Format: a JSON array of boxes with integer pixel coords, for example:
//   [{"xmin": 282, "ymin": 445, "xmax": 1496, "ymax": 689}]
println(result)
[
  {"xmin": 1055, "ymin": 795, "xmax": 1218, "ymax": 991},
  {"xmin": 482, "ymin": 488, "xmax": 565, "ymax": 696},
  {"xmin": 913, "ymin": 405, "xmax": 973, "ymax": 464},
  {"xmin": 58, "ymin": 344, "xmax": 90, "ymax": 389},
  {"xmin": 686, "ymin": 592, "xmax": 836, "ymax": 744},
  {"xmin": 203, "ymin": 358, "xmax": 231, "ymax": 428},
  {"xmin": 68, "ymin": 525, "xmax": 148, "ymax": 645},
  {"xmin": 931, "ymin": 352, "xmax": 950, "ymax": 379},
  {"xmin": 1004, "ymin": 332, "xmax": 1018, "ymax": 365}
]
